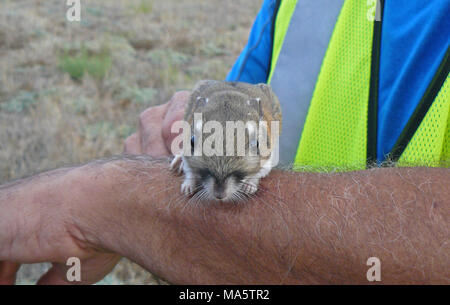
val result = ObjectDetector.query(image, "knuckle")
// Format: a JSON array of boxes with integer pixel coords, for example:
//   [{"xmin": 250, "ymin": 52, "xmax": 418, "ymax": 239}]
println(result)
[
  {"xmin": 172, "ymin": 91, "xmax": 186, "ymax": 99},
  {"xmin": 123, "ymin": 139, "xmax": 131, "ymax": 151},
  {"xmin": 124, "ymin": 133, "xmax": 137, "ymax": 152},
  {"xmin": 170, "ymin": 91, "xmax": 190, "ymax": 105},
  {"xmin": 124, "ymin": 135, "xmax": 132, "ymax": 146},
  {"xmin": 138, "ymin": 110, "xmax": 149, "ymax": 124}
]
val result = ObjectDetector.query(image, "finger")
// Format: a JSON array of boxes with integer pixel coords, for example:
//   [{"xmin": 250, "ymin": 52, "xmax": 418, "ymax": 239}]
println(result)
[
  {"xmin": 124, "ymin": 133, "xmax": 141, "ymax": 155},
  {"xmin": 139, "ymin": 103, "xmax": 171, "ymax": 157},
  {"xmin": 0, "ymin": 262, "xmax": 21, "ymax": 285},
  {"xmin": 162, "ymin": 91, "xmax": 190, "ymax": 153},
  {"xmin": 36, "ymin": 264, "xmax": 72, "ymax": 285}
]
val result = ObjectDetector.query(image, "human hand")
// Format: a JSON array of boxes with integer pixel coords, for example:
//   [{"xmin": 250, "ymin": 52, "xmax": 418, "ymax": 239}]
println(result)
[{"xmin": 124, "ymin": 91, "xmax": 190, "ymax": 156}]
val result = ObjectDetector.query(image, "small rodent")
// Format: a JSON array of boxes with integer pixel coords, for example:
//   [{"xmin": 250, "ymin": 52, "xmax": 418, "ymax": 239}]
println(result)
[{"xmin": 170, "ymin": 80, "xmax": 282, "ymax": 202}]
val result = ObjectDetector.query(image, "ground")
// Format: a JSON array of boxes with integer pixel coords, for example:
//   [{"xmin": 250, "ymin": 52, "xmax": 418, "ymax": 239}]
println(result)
[{"xmin": 0, "ymin": 0, "xmax": 262, "ymax": 284}]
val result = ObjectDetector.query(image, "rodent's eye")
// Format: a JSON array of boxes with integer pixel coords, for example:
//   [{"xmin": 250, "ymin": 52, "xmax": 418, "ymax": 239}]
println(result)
[
  {"xmin": 198, "ymin": 168, "xmax": 212, "ymax": 180},
  {"xmin": 231, "ymin": 170, "xmax": 245, "ymax": 182},
  {"xmin": 249, "ymin": 139, "xmax": 259, "ymax": 154},
  {"xmin": 191, "ymin": 135, "xmax": 195, "ymax": 154}
]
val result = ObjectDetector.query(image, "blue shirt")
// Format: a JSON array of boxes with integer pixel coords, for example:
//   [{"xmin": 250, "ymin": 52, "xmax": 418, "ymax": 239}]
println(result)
[{"xmin": 377, "ymin": 0, "xmax": 450, "ymax": 161}]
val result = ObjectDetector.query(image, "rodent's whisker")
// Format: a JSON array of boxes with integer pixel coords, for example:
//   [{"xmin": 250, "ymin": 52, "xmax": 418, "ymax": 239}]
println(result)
[
  {"xmin": 187, "ymin": 188, "xmax": 209, "ymax": 207},
  {"xmin": 150, "ymin": 185, "xmax": 178, "ymax": 198},
  {"xmin": 251, "ymin": 185, "xmax": 288, "ymax": 209},
  {"xmin": 194, "ymin": 189, "xmax": 209, "ymax": 205},
  {"xmin": 165, "ymin": 193, "xmax": 191, "ymax": 210}
]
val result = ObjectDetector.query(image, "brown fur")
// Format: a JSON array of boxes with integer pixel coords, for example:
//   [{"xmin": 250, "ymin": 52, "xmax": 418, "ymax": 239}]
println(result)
[{"xmin": 184, "ymin": 80, "xmax": 282, "ymax": 179}]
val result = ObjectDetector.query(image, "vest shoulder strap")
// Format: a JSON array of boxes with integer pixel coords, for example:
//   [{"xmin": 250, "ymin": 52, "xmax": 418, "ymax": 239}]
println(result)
[
  {"xmin": 397, "ymin": 76, "xmax": 450, "ymax": 167},
  {"xmin": 294, "ymin": 0, "xmax": 377, "ymax": 171}
]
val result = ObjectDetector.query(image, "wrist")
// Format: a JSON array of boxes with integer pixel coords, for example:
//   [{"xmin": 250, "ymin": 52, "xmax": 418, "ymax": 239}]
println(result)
[
  {"xmin": 0, "ymin": 167, "xmax": 84, "ymax": 263},
  {"xmin": 64, "ymin": 160, "xmax": 126, "ymax": 253},
  {"xmin": 66, "ymin": 157, "xmax": 175, "ymax": 262}
]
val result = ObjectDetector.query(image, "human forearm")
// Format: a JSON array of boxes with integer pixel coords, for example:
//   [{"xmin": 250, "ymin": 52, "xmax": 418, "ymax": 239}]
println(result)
[
  {"xmin": 0, "ymin": 162, "xmax": 123, "ymax": 284},
  {"xmin": 0, "ymin": 167, "xmax": 85, "ymax": 263},
  {"xmin": 1, "ymin": 157, "xmax": 448, "ymax": 284},
  {"xmin": 75, "ymin": 157, "xmax": 449, "ymax": 284}
]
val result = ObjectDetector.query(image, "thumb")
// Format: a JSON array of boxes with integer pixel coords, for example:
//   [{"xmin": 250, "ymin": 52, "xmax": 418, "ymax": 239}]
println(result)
[
  {"xmin": 37, "ymin": 264, "xmax": 72, "ymax": 285},
  {"xmin": 162, "ymin": 91, "xmax": 190, "ymax": 153}
]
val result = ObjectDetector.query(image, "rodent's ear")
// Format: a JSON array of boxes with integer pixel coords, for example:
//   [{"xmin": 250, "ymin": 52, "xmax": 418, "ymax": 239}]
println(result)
[
  {"xmin": 190, "ymin": 80, "xmax": 215, "ymax": 113},
  {"xmin": 191, "ymin": 80, "xmax": 220, "ymax": 110},
  {"xmin": 256, "ymin": 83, "xmax": 282, "ymax": 125},
  {"xmin": 194, "ymin": 96, "xmax": 208, "ymax": 108},
  {"xmin": 247, "ymin": 97, "xmax": 263, "ymax": 120},
  {"xmin": 192, "ymin": 80, "xmax": 219, "ymax": 93},
  {"xmin": 257, "ymin": 83, "xmax": 273, "ymax": 98}
]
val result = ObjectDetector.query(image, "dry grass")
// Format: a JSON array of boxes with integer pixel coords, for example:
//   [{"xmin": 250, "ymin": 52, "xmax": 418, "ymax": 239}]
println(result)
[{"xmin": 0, "ymin": 0, "xmax": 262, "ymax": 284}]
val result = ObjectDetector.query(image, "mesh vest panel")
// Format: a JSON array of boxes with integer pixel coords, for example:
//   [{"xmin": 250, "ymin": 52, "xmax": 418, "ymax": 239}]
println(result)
[{"xmin": 293, "ymin": 0, "xmax": 373, "ymax": 171}]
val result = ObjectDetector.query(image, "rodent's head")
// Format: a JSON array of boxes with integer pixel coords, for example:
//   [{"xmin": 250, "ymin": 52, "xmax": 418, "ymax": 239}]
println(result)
[
  {"xmin": 185, "ymin": 154, "xmax": 268, "ymax": 202},
  {"xmin": 182, "ymin": 81, "xmax": 279, "ymax": 202}
]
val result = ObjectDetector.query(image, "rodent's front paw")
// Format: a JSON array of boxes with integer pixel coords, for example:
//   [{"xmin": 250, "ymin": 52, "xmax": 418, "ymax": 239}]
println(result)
[
  {"xmin": 241, "ymin": 179, "xmax": 259, "ymax": 195},
  {"xmin": 181, "ymin": 179, "xmax": 196, "ymax": 195}
]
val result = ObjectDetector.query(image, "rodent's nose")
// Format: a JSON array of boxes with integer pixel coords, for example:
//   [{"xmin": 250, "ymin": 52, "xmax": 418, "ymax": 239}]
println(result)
[
  {"xmin": 214, "ymin": 192, "xmax": 225, "ymax": 200},
  {"xmin": 214, "ymin": 184, "xmax": 226, "ymax": 200}
]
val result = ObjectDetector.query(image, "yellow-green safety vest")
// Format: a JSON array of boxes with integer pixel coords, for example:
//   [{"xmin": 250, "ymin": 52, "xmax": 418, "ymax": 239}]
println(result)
[{"xmin": 268, "ymin": 0, "xmax": 449, "ymax": 171}]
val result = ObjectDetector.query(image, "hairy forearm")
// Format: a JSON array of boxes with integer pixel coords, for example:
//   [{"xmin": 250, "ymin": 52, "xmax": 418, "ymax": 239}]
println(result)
[
  {"xmin": 0, "ymin": 167, "xmax": 85, "ymax": 263},
  {"xmin": 1, "ymin": 156, "xmax": 448, "ymax": 284},
  {"xmin": 74, "ymin": 157, "xmax": 449, "ymax": 284}
]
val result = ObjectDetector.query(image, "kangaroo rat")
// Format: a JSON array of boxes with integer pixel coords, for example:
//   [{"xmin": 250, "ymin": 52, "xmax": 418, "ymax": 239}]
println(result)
[{"xmin": 170, "ymin": 80, "xmax": 282, "ymax": 202}]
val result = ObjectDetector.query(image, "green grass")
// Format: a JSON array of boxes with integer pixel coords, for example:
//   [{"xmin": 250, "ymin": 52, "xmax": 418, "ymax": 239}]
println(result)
[
  {"xmin": 0, "ymin": 90, "xmax": 56, "ymax": 113},
  {"xmin": 59, "ymin": 49, "xmax": 111, "ymax": 81},
  {"xmin": 119, "ymin": 86, "xmax": 158, "ymax": 105},
  {"xmin": 133, "ymin": 0, "xmax": 153, "ymax": 14},
  {"xmin": 1, "ymin": 90, "xmax": 39, "ymax": 113},
  {"xmin": 147, "ymin": 49, "xmax": 190, "ymax": 67}
]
